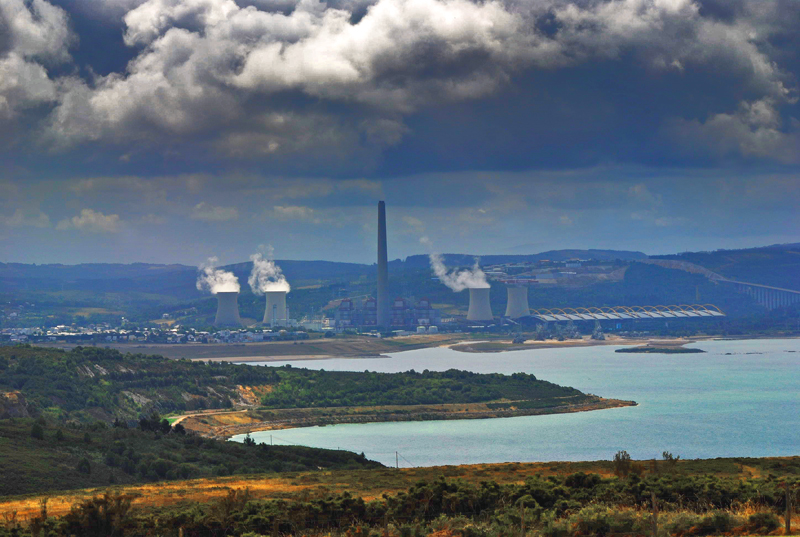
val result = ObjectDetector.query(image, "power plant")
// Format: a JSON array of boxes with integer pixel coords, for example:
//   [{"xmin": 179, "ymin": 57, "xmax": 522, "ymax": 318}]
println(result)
[
  {"xmin": 377, "ymin": 201, "xmax": 390, "ymax": 329},
  {"xmin": 214, "ymin": 291, "xmax": 242, "ymax": 326},
  {"xmin": 467, "ymin": 287, "xmax": 493, "ymax": 321},
  {"xmin": 504, "ymin": 286, "xmax": 530, "ymax": 318},
  {"xmin": 263, "ymin": 290, "xmax": 288, "ymax": 326}
]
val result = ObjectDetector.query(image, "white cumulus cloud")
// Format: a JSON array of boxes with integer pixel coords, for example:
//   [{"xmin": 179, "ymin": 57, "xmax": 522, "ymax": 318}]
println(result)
[
  {"xmin": 56, "ymin": 209, "xmax": 121, "ymax": 232},
  {"xmin": 191, "ymin": 202, "xmax": 239, "ymax": 221}
]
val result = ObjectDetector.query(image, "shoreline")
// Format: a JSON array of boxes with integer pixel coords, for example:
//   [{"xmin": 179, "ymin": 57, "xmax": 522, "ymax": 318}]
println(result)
[
  {"xmin": 176, "ymin": 397, "xmax": 638, "ymax": 440},
  {"xmin": 35, "ymin": 334, "xmax": 798, "ymax": 363}
]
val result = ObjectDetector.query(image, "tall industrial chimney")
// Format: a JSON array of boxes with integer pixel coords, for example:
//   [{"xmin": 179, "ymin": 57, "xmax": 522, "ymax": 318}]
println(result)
[
  {"xmin": 504, "ymin": 286, "xmax": 530, "ymax": 318},
  {"xmin": 214, "ymin": 292, "xmax": 242, "ymax": 326},
  {"xmin": 377, "ymin": 201, "xmax": 390, "ymax": 329},
  {"xmin": 263, "ymin": 291, "xmax": 287, "ymax": 326},
  {"xmin": 467, "ymin": 287, "xmax": 493, "ymax": 321}
]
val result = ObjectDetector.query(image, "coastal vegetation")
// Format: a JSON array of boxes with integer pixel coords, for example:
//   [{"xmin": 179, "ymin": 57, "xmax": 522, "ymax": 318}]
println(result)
[
  {"xmin": 0, "ymin": 346, "xmax": 607, "ymax": 427},
  {"xmin": 259, "ymin": 368, "xmax": 584, "ymax": 409}
]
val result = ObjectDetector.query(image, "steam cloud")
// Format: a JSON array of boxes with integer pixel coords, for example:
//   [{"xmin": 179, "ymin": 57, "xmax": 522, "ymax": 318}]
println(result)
[
  {"xmin": 422, "ymin": 237, "xmax": 489, "ymax": 291},
  {"xmin": 196, "ymin": 257, "xmax": 240, "ymax": 294},
  {"xmin": 249, "ymin": 253, "xmax": 291, "ymax": 294}
]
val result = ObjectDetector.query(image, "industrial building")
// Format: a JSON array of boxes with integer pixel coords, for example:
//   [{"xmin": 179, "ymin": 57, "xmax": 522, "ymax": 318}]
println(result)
[
  {"xmin": 377, "ymin": 201, "xmax": 390, "ymax": 329},
  {"xmin": 504, "ymin": 286, "xmax": 530, "ymax": 318},
  {"xmin": 334, "ymin": 296, "xmax": 441, "ymax": 330},
  {"xmin": 263, "ymin": 290, "xmax": 289, "ymax": 326},
  {"xmin": 530, "ymin": 304, "xmax": 725, "ymax": 322},
  {"xmin": 466, "ymin": 287, "xmax": 493, "ymax": 321},
  {"xmin": 214, "ymin": 291, "xmax": 242, "ymax": 326}
]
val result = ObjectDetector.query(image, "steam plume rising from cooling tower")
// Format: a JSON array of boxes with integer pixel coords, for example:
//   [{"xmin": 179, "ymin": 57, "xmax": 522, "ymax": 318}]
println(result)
[
  {"xmin": 248, "ymin": 253, "xmax": 290, "ymax": 294},
  {"xmin": 421, "ymin": 237, "xmax": 489, "ymax": 292},
  {"xmin": 196, "ymin": 257, "xmax": 240, "ymax": 294}
]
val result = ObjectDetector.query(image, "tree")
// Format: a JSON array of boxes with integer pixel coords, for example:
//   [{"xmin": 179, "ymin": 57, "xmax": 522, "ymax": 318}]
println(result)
[
  {"xmin": 613, "ymin": 450, "xmax": 632, "ymax": 477},
  {"xmin": 55, "ymin": 429, "xmax": 65, "ymax": 441},
  {"xmin": 30, "ymin": 423, "xmax": 44, "ymax": 440},
  {"xmin": 76, "ymin": 458, "xmax": 91, "ymax": 475},
  {"xmin": 173, "ymin": 423, "xmax": 186, "ymax": 435},
  {"xmin": 662, "ymin": 451, "xmax": 680, "ymax": 471},
  {"xmin": 159, "ymin": 419, "xmax": 172, "ymax": 434},
  {"xmin": 243, "ymin": 433, "xmax": 256, "ymax": 447}
]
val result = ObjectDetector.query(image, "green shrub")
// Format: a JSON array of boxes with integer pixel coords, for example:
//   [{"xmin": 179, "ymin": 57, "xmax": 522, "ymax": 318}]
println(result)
[
  {"xmin": 664, "ymin": 512, "xmax": 701, "ymax": 535},
  {"xmin": 30, "ymin": 423, "xmax": 44, "ymax": 440},
  {"xmin": 747, "ymin": 511, "xmax": 780, "ymax": 533},
  {"xmin": 693, "ymin": 510, "xmax": 738, "ymax": 535},
  {"xmin": 571, "ymin": 505, "xmax": 644, "ymax": 536}
]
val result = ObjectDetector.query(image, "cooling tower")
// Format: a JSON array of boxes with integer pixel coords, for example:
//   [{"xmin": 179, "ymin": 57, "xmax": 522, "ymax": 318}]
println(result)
[
  {"xmin": 504, "ymin": 286, "xmax": 530, "ymax": 318},
  {"xmin": 263, "ymin": 291, "xmax": 287, "ymax": 326},
  {"xmin": 467, "ymin": 287, "xmax": 493, "ymax": 321},
  {"xmin": 214, "ymin": 292, "xmax": 241, "ymax": 326},
  {"xmin": 377, "ymin": 201, "xmax": 390, "ymax": 329}
]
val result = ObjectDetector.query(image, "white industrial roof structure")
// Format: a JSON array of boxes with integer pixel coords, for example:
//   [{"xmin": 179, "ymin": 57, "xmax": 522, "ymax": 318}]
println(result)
[{"xmin": 531, "ymin": 304, "xmax": 725, "ymax": 322}]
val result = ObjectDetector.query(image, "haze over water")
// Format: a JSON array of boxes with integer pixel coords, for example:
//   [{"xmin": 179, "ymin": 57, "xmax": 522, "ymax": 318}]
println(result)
[{"xmin": 234, "ymin": 339, "xmax": 800, "ymax": 467}]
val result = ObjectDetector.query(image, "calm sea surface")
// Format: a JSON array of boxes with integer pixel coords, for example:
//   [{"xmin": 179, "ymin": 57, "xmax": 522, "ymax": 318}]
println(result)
[{"xmin": 232, "ymin": 339, "xmax": 800, "ymax": 467}]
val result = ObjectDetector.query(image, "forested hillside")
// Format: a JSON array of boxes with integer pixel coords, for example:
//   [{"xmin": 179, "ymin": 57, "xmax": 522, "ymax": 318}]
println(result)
[
  {"xmin": 0, "ymin": 346, "xmax": 592, "ymax": 424},
  {"xmin": 0, "ymin": 417, "xmax": 380, "ymax": 496}
]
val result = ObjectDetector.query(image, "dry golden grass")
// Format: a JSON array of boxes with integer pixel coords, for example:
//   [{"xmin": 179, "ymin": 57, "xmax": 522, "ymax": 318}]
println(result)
[
  {"xmin": 2, "ymin": 459, "xmax": 799, "ymax": 527},
  {"xmin": 0, "ymin": 461, "xmax": 620, "ymax": 521}
]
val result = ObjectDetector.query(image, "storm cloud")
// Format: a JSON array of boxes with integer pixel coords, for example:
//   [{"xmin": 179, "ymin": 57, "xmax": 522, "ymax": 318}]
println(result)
[{"xmin": 1, "ymin": 0, "xmax": 799, "ymax": 262}]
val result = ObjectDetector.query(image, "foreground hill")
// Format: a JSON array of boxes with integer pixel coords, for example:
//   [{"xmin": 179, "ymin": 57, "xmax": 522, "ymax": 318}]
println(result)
[
  {"xmin": 0, "ymin": 455, "xmax": 797, "ymax": 536},
  {"xmin": 0, "ymin": 417, "xmax": 380, "ymax": 496}
]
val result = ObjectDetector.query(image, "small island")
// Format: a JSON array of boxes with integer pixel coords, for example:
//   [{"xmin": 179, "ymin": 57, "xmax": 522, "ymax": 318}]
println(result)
[{"xmin": 615, "ymin": 346, "xmax": 705, "ymax": 354}]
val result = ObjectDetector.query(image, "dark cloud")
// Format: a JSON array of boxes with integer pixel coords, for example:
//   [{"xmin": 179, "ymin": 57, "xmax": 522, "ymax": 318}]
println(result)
[{"xmin": 1, "ymin": 0, "xmax": 800, "ymax": 262}]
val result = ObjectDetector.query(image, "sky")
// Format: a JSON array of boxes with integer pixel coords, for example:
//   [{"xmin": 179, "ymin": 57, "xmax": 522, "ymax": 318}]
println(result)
[{"xmin": 1, "ymin": 0, "xmax": 799, "ymax": 265}]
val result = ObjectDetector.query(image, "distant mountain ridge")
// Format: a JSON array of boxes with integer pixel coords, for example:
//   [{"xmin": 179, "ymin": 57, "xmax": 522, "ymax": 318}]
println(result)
[
  {"xmin": 398, "ymin": 249, "xmax": 647, "ymax": 269},
  {"xmin": 652, "ymin": 243, "xmax": 800, "ymax": 290},
  {"xmin": 0, "ymin": 248, "xmax": 648, "ymax": 284}
]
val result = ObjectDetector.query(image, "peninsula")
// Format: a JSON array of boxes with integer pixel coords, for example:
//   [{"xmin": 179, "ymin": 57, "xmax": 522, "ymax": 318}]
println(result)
[{"xmin": 0, "ymin": 346, "xmax": 635, "ymax": 439}]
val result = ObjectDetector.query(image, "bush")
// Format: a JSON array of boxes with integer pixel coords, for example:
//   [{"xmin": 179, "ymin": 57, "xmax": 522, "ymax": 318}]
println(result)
[
  {"xmin": 747, "ymin": 511, "xmax": 780, "ymax": 533},
  {"xmin": 664, "ymin": 512, "xmax": 701, "ymax": 535},
  {"xmin": 693, "ymin": 510, "xmax": 738, "ymax": 535},
  {"xmin": 570, "ymin": 505, "xmax": 645, "ymax": 536}
]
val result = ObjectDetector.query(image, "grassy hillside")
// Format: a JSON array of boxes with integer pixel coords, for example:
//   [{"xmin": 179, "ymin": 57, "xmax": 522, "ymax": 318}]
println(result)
[
  {"xmin": 0, "ymin": 417, "xmax": 381, "ymax": 496},
  {"xmin": 654, "ymin": 244, "xmax": 800, "ymax": 290}
]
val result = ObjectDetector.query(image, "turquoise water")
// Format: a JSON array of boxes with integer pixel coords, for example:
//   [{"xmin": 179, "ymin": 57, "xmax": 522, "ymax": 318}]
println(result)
[{"xmin": 232, "ymin": 339, "xmax": 800, "ymax": 467}]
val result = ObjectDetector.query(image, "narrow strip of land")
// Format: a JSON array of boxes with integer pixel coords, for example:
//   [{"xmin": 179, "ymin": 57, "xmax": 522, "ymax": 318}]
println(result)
[{"xmin": 178, "ymin": 396, "xmax": 637, "ymax": 439}]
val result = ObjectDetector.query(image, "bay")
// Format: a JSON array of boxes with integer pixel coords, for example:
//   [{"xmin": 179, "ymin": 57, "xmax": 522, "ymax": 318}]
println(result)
[{"xmin": 231, "ymin": 339, "xmax": 800, "ymax": 467}]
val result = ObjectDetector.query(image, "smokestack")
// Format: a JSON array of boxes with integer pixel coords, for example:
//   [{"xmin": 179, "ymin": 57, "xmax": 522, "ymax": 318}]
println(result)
[
  {"xmin": 264, "ymin": 291, "xmax": 287, "ymax": 326},
  {"xmin": 467, "ymin": 287, "xmax": 493, "ymax": 321},
  {"xmin": 214, "ymin": 292, "xmax": 242, "ymax": 326},
  {"xmin": 504, "ymin": 286, "xmax": 530, "ymax": 318},
  {"xmin": 377, "ymin": 201, "xmax": 390, "ymax": 328}
]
